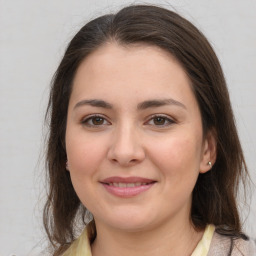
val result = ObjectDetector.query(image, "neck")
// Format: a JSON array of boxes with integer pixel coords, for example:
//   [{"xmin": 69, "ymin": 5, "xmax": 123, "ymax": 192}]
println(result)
[{"xmin": 91, "ymin": 217, "xmax": 204, "ymax": 256}]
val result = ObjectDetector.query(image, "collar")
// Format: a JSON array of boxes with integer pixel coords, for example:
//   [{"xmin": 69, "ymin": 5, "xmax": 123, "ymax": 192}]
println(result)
[
  {"xmin": 191, "ymin": 224, "xmax": 215, "ymax": 256},
  {"xmin": 63, "ymin": 224, "xmax": 215, "ymax": 256}
]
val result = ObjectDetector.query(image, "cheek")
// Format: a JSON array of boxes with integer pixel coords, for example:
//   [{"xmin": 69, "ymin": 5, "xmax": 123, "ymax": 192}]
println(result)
[
  {"xmin": 65, "ymin": 132, "xmax": 108, "ymax": 207},
  {"xmin": 66, "ymin": 130, "xmax": 107, "ymax": 178},
  {"xmin": 147, "ymin": 133, "xmax": 202, "ymax": 179},
  {"xmin": 149, "ymin": 134, "xmax": 202, "ymax": 209}
]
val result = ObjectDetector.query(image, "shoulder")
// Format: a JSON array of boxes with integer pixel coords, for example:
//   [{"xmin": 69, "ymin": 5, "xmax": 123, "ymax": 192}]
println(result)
[
  {"xmin": 61, "ymin": 226, "xmax": 92, "ymax": 256},
  {"xmin": 208, "ymin": 231, "xmax": 256, "ymax": 256}
]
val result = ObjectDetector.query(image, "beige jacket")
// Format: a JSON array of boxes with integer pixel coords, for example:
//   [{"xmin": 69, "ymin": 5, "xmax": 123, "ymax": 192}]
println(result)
[
  {"xmin": 208, "ymin": 232, "xmax": 256, "ymax": 256},
  {"xmin": 63, "ymin": 224, "xmax": 256, "ymax": 256}
]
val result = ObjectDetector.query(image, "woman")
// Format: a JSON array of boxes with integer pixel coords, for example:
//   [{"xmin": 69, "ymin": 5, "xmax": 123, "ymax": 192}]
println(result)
[{"xmin": 43, "ymin": 4, "xmax": 255, "ymax": 256}]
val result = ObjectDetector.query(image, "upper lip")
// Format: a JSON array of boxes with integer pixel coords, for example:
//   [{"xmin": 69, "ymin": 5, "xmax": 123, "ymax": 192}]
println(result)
[{"xmin": 101, "ymin": 176, "xmax": 156, "ymax": 184}]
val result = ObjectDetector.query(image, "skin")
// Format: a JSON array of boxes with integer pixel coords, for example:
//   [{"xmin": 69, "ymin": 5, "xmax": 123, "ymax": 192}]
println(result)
[{"xmin": 65, "ymin": 43, "xmax": 216, "ymax": 256}]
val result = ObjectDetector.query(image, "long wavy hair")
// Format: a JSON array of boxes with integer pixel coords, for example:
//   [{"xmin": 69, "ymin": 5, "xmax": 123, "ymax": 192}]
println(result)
[{"xmin": 44, "ymin": 4, "xmax": 250, "ymax": 255}]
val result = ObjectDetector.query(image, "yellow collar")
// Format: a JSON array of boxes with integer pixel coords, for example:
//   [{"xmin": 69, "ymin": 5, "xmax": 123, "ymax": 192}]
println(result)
[
  {"xmin": 63, "ymin": 224, "xmax": 215, "ymax": 256},
  {"xmin": 191, "ymin": 224, "xmax": 215, "ymax": 256}
]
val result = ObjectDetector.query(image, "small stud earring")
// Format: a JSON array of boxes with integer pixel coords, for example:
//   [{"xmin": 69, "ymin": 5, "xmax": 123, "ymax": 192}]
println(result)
[{"xmin": 208, "ymin": 161, "xmax": 212, "ymax": 167}]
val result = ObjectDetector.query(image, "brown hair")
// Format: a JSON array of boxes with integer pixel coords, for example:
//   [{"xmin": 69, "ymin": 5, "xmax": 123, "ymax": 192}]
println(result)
[{"xmin": 44, "ymin": 4, "xmax": 249, "ymax": 255}]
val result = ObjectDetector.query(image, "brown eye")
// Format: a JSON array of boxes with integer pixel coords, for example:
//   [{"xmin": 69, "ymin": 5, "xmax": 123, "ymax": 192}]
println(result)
[
  {"xmin": 81, "ymin": 115, "xmax": 110, "ymax": 127},
  {"xmin": 153, "ymin": 117, "xmax": 166, "ymax": 125},
  {"xmin": 92, "ymin": 117, "xmax": 104, "ymax": 125},
  {"xmin": 146, "ymin": 115, "xmax": 175, "ymax": 127}
]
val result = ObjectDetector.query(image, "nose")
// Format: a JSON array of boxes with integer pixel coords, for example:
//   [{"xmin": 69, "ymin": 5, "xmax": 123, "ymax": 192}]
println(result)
[{"xmin": 107, "ymin": 123, "xmax": 146, "ymax": 167}]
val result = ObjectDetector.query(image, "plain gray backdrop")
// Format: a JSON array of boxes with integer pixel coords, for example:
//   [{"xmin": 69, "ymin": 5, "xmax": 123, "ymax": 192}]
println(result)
[{"xmin": 0, "ymin": 0, "xmax": 255, "ymax": 255}]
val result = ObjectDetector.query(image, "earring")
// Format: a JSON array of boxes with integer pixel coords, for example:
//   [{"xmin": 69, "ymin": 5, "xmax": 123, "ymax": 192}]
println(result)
[
  {"xmin": 66, "ymin": 161, "xmax": 69, "ymax": 170},
  {"xmin": 208, "ymin": 161, "xmax": 212, "ymax": 168}
]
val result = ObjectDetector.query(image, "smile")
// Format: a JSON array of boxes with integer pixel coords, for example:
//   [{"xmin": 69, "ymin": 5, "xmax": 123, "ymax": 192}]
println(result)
[
  {"xmin": 100, "ymin": 176, "xmax": 156, "ymax": 198},
  {"xmin": 107, "ymin": 182, "xmax": 150, "ymax": 187}
]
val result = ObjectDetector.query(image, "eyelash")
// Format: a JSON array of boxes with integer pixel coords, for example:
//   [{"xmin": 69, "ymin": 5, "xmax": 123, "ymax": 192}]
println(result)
[
  {"xmin": 81, "ymin": 114, "xmax": 175, "ymax": 128},
  {"xmin": 81, "ymin": 114, "xmax": 111, "ymax": 127},
  {"xmin": 145, "ymin": 114, "xmax": 175, "ymax": 127}
]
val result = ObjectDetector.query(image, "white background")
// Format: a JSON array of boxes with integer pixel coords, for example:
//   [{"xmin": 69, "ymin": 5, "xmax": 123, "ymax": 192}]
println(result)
[{"xmin": 0, "ymin": 0, "xmax": 255, "ymax": 255}]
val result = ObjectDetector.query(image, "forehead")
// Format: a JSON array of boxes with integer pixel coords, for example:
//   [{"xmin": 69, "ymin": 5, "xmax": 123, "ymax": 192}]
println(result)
[
  {"xmin": 70, "ymin": 43, "xmax": 197, "ymax": 109},
  {"xmin": 75, "ymin": 42, "xmax": 183, "ymax": 80}
]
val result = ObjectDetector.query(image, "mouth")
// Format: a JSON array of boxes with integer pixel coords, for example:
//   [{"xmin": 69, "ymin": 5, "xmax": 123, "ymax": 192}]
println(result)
[
  {"xmin": 100, "ymin": 176, "xmax": 156, "ymax": 198},
  {"xmin": 104, "ymin": 182, "xmax": 153, "ymax": 187}
]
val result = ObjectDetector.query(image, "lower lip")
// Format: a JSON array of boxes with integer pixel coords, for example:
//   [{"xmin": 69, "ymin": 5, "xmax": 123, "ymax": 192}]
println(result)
[{"xmin": 101, "ymin": 183, "xmax": 155, "ymax": 198}]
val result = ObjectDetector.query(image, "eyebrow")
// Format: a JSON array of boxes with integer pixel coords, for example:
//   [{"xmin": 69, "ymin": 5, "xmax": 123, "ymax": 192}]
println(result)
[
  {"xmin": 73, "ymin": 98, "xmax": 186, "ymax": 110},
  {"xmin": 74, "ymin": 99, "xmax": 113, "ymax": 109},
  {"xmin": 137, "ymin": 99, "xmax": 187, "ymax": 110}
]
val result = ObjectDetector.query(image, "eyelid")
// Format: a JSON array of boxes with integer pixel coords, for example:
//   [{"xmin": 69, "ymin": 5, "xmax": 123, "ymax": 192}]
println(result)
[
  {"xmin": 80, "ymin": 113, "xmax": 175, "ymax": 128},
  {"xmin": 81, "ymin": 114, "xmax": 111, "ymax": 127},
  {"xmin": 145, "ymin": 114, "xmax": 175, "ymax": 127}
]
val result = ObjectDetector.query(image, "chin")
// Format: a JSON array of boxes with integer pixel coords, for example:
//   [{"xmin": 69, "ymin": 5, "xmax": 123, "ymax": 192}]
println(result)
[
  {"xmin": 98, "ymin": 210, "xmax": 157, "ymax": 232},
  {"xmin": 111, "ymin": 220, "xmax": 152, "ymax": 232}
]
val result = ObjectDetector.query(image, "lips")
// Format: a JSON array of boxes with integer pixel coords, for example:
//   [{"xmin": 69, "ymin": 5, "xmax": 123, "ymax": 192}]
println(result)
[
  {"xmin": 100, "ymin": 176, "xmax": 156, "ymax": 198},
  {"xmin": 106, "ymin": 182, "xmax": 150, "ymax": 187}
]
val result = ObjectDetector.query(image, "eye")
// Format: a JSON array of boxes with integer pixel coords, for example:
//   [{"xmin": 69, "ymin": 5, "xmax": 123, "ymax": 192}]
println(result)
[
  {"xmin": 146, "ymin": 115, "xmax": 175, "ymax": 127},
  {"xmin": 81, "ymin": 115, "xmax": 110, "ymax": 127}
]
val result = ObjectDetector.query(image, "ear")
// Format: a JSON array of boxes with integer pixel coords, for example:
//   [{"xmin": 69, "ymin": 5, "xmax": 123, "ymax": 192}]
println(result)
[
  {"xmin": 199, "ymin": 130, "xmax": 217, "ymax": 173},
  {"xmin": 66, "ymin": 160, "xmax": 70, "ymax": 171}
]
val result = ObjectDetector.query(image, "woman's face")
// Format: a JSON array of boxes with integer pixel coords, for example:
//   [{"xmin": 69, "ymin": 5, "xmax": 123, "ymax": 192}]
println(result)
[{"xmin": 65, "ymin": 43, "xmax": 213, "ymax": 232}]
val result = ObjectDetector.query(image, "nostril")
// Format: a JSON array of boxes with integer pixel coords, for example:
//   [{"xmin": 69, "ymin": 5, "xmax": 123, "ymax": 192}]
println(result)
[
  {"xmin": 110, "ymin": 157, "xmax": 139, "ymax": 166},
  {"xmin": 107, "ymin": 141, "xmax": 146, "ymax": 166}
]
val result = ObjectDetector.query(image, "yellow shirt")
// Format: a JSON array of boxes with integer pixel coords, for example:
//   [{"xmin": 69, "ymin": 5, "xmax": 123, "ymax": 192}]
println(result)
[
  {"xmin": 191, "ymin": 224, "xmax": 215, "ymax": 256},
  {"xmin": 63, "ymin": 224, "xmax": 215, "ymax": 256}
]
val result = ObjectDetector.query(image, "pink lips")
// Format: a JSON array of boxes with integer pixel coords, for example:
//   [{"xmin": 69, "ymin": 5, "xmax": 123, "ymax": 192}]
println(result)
[{"xmin": 100, "ymin": 176, "xmax": 156, "ymax": 198}]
